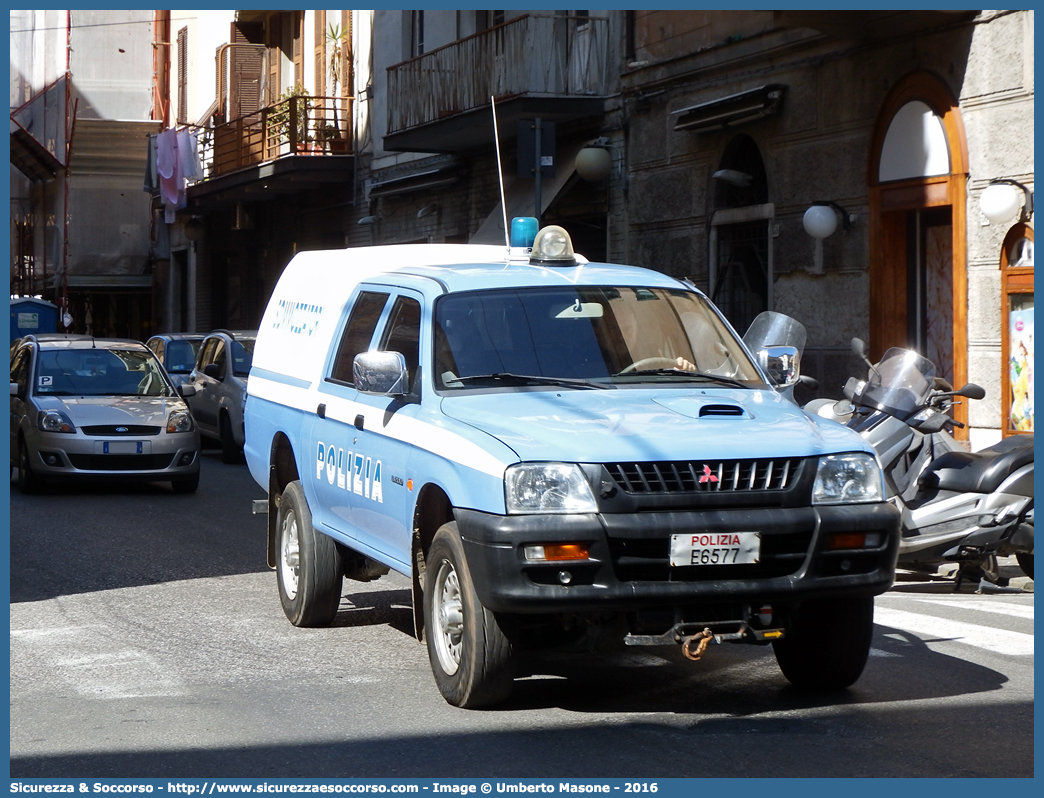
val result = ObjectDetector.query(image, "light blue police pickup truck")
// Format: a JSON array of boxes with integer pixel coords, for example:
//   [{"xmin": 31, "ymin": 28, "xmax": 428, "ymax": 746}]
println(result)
[{"xmin": 245, "ymin": 220, "xmax": 900, "ymax": 708}]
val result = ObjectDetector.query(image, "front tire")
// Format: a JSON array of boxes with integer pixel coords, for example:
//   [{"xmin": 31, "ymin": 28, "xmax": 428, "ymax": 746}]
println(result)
[
  {"xmin": 773, "ymin": 596, "xmax": 874, "ymax": 690},
  {"xmin": 17, "ymin": 438, "xmax": 42, "ymax": 495},
  {"xmin": 171, "ymin": 470, "xmax": 200, "ymax": 494},
  {"xmin": 276, "ymin": 480, "xmax": 343, "ymax": 627},
  {"xmin": 424, "ymin": 523, "xmax": 515, "ymax": 708}
]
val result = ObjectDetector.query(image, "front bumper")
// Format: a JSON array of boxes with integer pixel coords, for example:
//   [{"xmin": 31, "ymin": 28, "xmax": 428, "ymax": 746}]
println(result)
[
  {"xmin": 24, "ymin": 430, "xmax": 201, "ymax": 481},
  {"xmin": 457, "ymin": 503, "xmax": 900, "ymax": 614}
]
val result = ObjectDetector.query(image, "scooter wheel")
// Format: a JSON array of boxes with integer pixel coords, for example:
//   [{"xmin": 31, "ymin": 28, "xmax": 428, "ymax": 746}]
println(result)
[{"xmin": 1015, "ymin": 552, "xmax": 1033, "ymax": 580}]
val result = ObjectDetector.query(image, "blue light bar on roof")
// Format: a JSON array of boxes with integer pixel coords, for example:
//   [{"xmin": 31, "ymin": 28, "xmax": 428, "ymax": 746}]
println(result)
[{"xmin": 510, "ymin": 217, "xmax": 539, "ymax": 248}]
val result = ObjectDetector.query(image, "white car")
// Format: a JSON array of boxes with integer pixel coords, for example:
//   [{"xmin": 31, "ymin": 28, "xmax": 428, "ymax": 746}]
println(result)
[
  {"xmin": 10, "ymin": 335, "xmax": 201, "ymax": 493},
  {"xmin": 187, "ymin": 329, "xmax": 256, "ymax": 463}
]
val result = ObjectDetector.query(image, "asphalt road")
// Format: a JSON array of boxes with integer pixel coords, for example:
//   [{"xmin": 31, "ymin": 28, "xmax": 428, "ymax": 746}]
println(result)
[{"xmin": 8, "ymin": 452, "xmax": 1035, "ymax": 779}]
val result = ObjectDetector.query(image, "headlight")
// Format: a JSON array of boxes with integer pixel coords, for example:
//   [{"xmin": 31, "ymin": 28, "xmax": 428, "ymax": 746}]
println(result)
[
  {"xmin": 167, "ymin": 409, "xmax": 195, "ymax": 433},
  {"xmin": 813, "ymin": 452, "xmax": 884, "ymax": 505},
  {"xmin": 38, "ymin": 410, "xmax": 75, "ymax": 433},
  {"xmin": 505, "ymin": 463, "xmax": 597, "ymax": 514}
]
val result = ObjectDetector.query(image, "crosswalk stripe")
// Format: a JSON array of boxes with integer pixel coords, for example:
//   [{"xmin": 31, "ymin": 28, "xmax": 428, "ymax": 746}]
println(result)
[
  {"xmin": 874, "ymin": 607, "xmax": 1035, "ymax": 657},
  {"xmin": 901, "ymin": 597, "xmax": 1034, "ymax": 620}
]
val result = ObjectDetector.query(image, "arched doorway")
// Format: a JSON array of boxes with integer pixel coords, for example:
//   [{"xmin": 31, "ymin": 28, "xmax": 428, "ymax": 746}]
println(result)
[
  {"xmin": 868, "ymin": 71, "xmax": 969, "ymax": 431},
  {"xmin": 709, "ymin": 134, "xmax": 772, "ymax": 335}
]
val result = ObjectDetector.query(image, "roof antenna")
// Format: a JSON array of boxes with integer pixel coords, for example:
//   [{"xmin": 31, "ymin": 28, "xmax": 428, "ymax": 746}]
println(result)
[{"xmin": 491, "ymin": 96, "xmax": 510, "ymax": 248}]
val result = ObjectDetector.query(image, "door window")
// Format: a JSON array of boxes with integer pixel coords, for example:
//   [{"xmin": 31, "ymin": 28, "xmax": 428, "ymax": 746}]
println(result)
[
  {"xmin": 380, "ymin": 297, "xmax": 422, "ymax": 392},
  {"xmin": 329, "ymin": 291, "xmax": 390, "ymax": 384}
]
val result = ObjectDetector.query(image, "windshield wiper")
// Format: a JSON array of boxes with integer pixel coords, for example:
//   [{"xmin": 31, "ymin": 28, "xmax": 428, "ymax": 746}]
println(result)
[
  {"xmin": 449, "ymin": 372, "xmax": 608, "ymax": 390},
  {"xmin": 617, "ymin": 369, "xmax": 748, "ymax": 388}
]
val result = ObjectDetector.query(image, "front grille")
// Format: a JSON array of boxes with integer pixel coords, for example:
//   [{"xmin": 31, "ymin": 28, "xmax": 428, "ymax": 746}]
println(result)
[
  {"xmin": 609, "ymin": 529, "xmax": 813, "ymax": 582},
  {"xmin": 81, "ymin": 425, "xmax": 161, "ymax": 436},
  {"xmin": 67, "ymin": 454, "xmax": 175, "ymax": 471},
  {"xmin": 605, "ymin": 458, "xmax": 803, "ymax": 495}
]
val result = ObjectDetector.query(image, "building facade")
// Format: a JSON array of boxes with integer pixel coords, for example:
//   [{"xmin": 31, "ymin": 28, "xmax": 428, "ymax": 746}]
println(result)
[
  {"xmin": 615, "ymin": 10, "xmax": 1034, "ymax": 447},
  {"xmin": 10, "ymin": 10, "xmax": 161, "ymax": 340}
]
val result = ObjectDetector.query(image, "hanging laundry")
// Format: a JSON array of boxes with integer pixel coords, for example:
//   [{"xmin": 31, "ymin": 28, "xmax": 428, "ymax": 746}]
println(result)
[
  {"xmin": 159, "ymin": 130, "xmax": 182, "ymax": 207},
  {"xmin": 156, "ymin": 128, "xmax": 177, "ymax": 179},
  {"xmin": 178, "ymin": 129, "xmax": 204, "ymax": 182}
]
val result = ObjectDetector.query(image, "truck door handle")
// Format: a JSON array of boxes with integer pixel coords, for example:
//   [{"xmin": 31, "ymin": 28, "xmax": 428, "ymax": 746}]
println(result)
[{"xmin": 316, "ymin": 403, "xmax": 326, "ymax": 418}]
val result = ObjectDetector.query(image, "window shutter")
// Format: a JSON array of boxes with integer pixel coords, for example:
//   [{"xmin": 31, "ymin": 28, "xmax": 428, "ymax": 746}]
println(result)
[{"xmin": 176, "ymin": 27, "xmax": 188, "ymax": 125}]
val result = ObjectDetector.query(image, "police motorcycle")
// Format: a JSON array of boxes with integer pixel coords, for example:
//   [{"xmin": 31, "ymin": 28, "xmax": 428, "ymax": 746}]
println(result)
[{"xmin": 803, "ymin": 338, "xmax": 1034, "ymax": 585}]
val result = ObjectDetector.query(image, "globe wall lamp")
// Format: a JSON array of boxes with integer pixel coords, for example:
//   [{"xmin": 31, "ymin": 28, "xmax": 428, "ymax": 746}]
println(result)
[
  {"xmin": 575, "ymin": 138, "xmax": 613, "ymax": 181},
  {"xmin": 980, "ymin": 179, "xmax": 1033, "ymax": 225},
  {"xmin": 802, "ymin": 201, "xmax": 853, "ymax": 239}
]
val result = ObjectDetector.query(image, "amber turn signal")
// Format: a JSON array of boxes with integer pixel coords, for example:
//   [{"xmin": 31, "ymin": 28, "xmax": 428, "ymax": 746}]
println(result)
[
  {"xmin": 827, "ymin": 532, "xmax": 881, "ymax": 550},
  {"xmin": 524, "ymin": 543, "xmax": 590, "ymax": 562}
]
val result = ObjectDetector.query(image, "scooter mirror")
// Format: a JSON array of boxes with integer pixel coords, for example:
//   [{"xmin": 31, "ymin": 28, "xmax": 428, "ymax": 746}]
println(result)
[
  {"xmin": 957, "ymin": 383, "xmax": 986, "ymax": 401},
  {"xmin": 850, "ymin": 337, "xmax": 869, "ymax": 359}
]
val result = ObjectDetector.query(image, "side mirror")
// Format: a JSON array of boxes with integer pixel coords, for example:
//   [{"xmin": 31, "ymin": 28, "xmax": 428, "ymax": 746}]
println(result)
[
  {"xmin": 203, "ymin": 363, "xmax": 222, "ymax": 380},
  {"xmin": 177, "ymin": 383, "xmax": 197, "ymax": 398},
  {"xmin": 851, "ymin": 337, "xmax": 869, "ymax": 359},
  {"xmin": 757, "ymin": 345, "xmax": 800, "ymax": 388},
  {"xmin": 957, "ymin": 383, "xmax": 986, "ymax": 401},
  {"xmin": 354, "ymin": 351, "xmax": 408, "ymax": 396}
]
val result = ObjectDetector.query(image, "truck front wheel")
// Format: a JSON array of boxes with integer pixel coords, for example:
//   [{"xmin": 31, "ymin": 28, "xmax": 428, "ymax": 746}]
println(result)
[
  {"xmin": 772, "ymin": 596, "xmax": 874, "ymax": 690},
  {"xmin": 424, "ymin": 523, "xmax": 516, "ymax": 708},
  {"xmin": 276, "ymin": 480, "xmax": 343, "ymax": 627}
]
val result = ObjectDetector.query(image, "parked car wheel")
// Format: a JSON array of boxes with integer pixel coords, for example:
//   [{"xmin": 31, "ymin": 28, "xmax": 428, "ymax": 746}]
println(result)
[
  {"xmin": 171, "ymin": 470, "xmax": 200, "ymax": 494},
  {"xmin": 424, "ymin": 523, "xmax": 516, "ymax": 708},
  {"xmin": 772, "ymin": 596, "xmax": 874, "ymax": 690},
  {"xmin": 220, "ymin": 413, "xmax": 242, "ymax": 464},
  {"xmin": 276, "ymin": 480, "xmax": 342, "ymax": 627},
  {"xmin": 17, "ymin": 438, "xmax": 42, "ymax": 495}
]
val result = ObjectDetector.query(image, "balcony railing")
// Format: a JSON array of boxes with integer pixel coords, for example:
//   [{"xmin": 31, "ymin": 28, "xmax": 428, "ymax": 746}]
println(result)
[
  {"xmin": 387, "ymin": 14, "xmax": 609, "ymax": 135},
  {"xmin": 199, "ymin": 94, "xmax": 353, "ymax": 178}
]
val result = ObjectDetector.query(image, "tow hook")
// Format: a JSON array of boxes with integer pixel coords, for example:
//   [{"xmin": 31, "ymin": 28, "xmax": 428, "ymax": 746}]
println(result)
[{"xmin": 681, "ymin": 628, "xmax": 715, "ymax": 661}]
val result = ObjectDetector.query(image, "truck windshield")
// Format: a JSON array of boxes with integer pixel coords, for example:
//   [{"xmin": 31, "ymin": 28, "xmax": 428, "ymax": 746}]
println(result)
[{"xmin": 433, "ymin": 286, "xmax": 764, "ymax": 390}]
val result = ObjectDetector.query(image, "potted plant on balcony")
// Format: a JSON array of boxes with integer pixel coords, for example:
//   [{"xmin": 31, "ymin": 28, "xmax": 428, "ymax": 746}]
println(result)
[
  {"xmin": 321, "ymin": 122, "xmax": 349, "ymax": 154},
  {"xmin": 323, "ymin": 23, "xmax": 350, "ymax": 154},
  {"xmin": 268, "ymin": 85, "xmax": 311, "ymax": 153}
]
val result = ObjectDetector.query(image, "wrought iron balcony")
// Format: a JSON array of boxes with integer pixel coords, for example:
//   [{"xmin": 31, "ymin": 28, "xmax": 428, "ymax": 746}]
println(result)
[
  {"xmin": 199, "ymin": 94, "xmax": 353, "ymax": 178},
  {"xmin": 385, "ymin": 14, "xmax": 610, "ymax": 152}
]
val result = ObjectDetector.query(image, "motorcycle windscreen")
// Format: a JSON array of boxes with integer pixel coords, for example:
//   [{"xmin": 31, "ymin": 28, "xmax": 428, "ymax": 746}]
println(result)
[
  {"xmin": 743, "ymin": 311, "xmax": 807, "ymax": 357},
  {"xmin": 861, "ymin": 347, "xmax": 936, "ymax": 418}
]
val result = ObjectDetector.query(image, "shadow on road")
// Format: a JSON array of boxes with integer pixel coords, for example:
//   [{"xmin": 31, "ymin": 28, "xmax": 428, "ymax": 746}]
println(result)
[
  {"xmin": 10, "ymin": 451, "xmax": 270, "ymax": 603},
  {"xmin": 9, "ymin": 693, "xmax": 1034, "ymax": 777}
]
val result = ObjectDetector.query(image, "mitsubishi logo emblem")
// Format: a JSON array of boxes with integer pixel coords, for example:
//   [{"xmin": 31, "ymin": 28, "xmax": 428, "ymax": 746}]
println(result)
[{"xmin": 698, "ymin": 465, "xmax": 718, "ymax": 484}]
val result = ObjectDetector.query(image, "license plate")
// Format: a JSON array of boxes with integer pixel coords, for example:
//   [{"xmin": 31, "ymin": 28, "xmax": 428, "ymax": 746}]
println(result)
[
  {"xmin": 669, "ymin": 532, "xmax": 761, "ymax": 566},
  {"xmin": 97, "ymin": 440, "xmax": 146, "ymax": 455}
]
